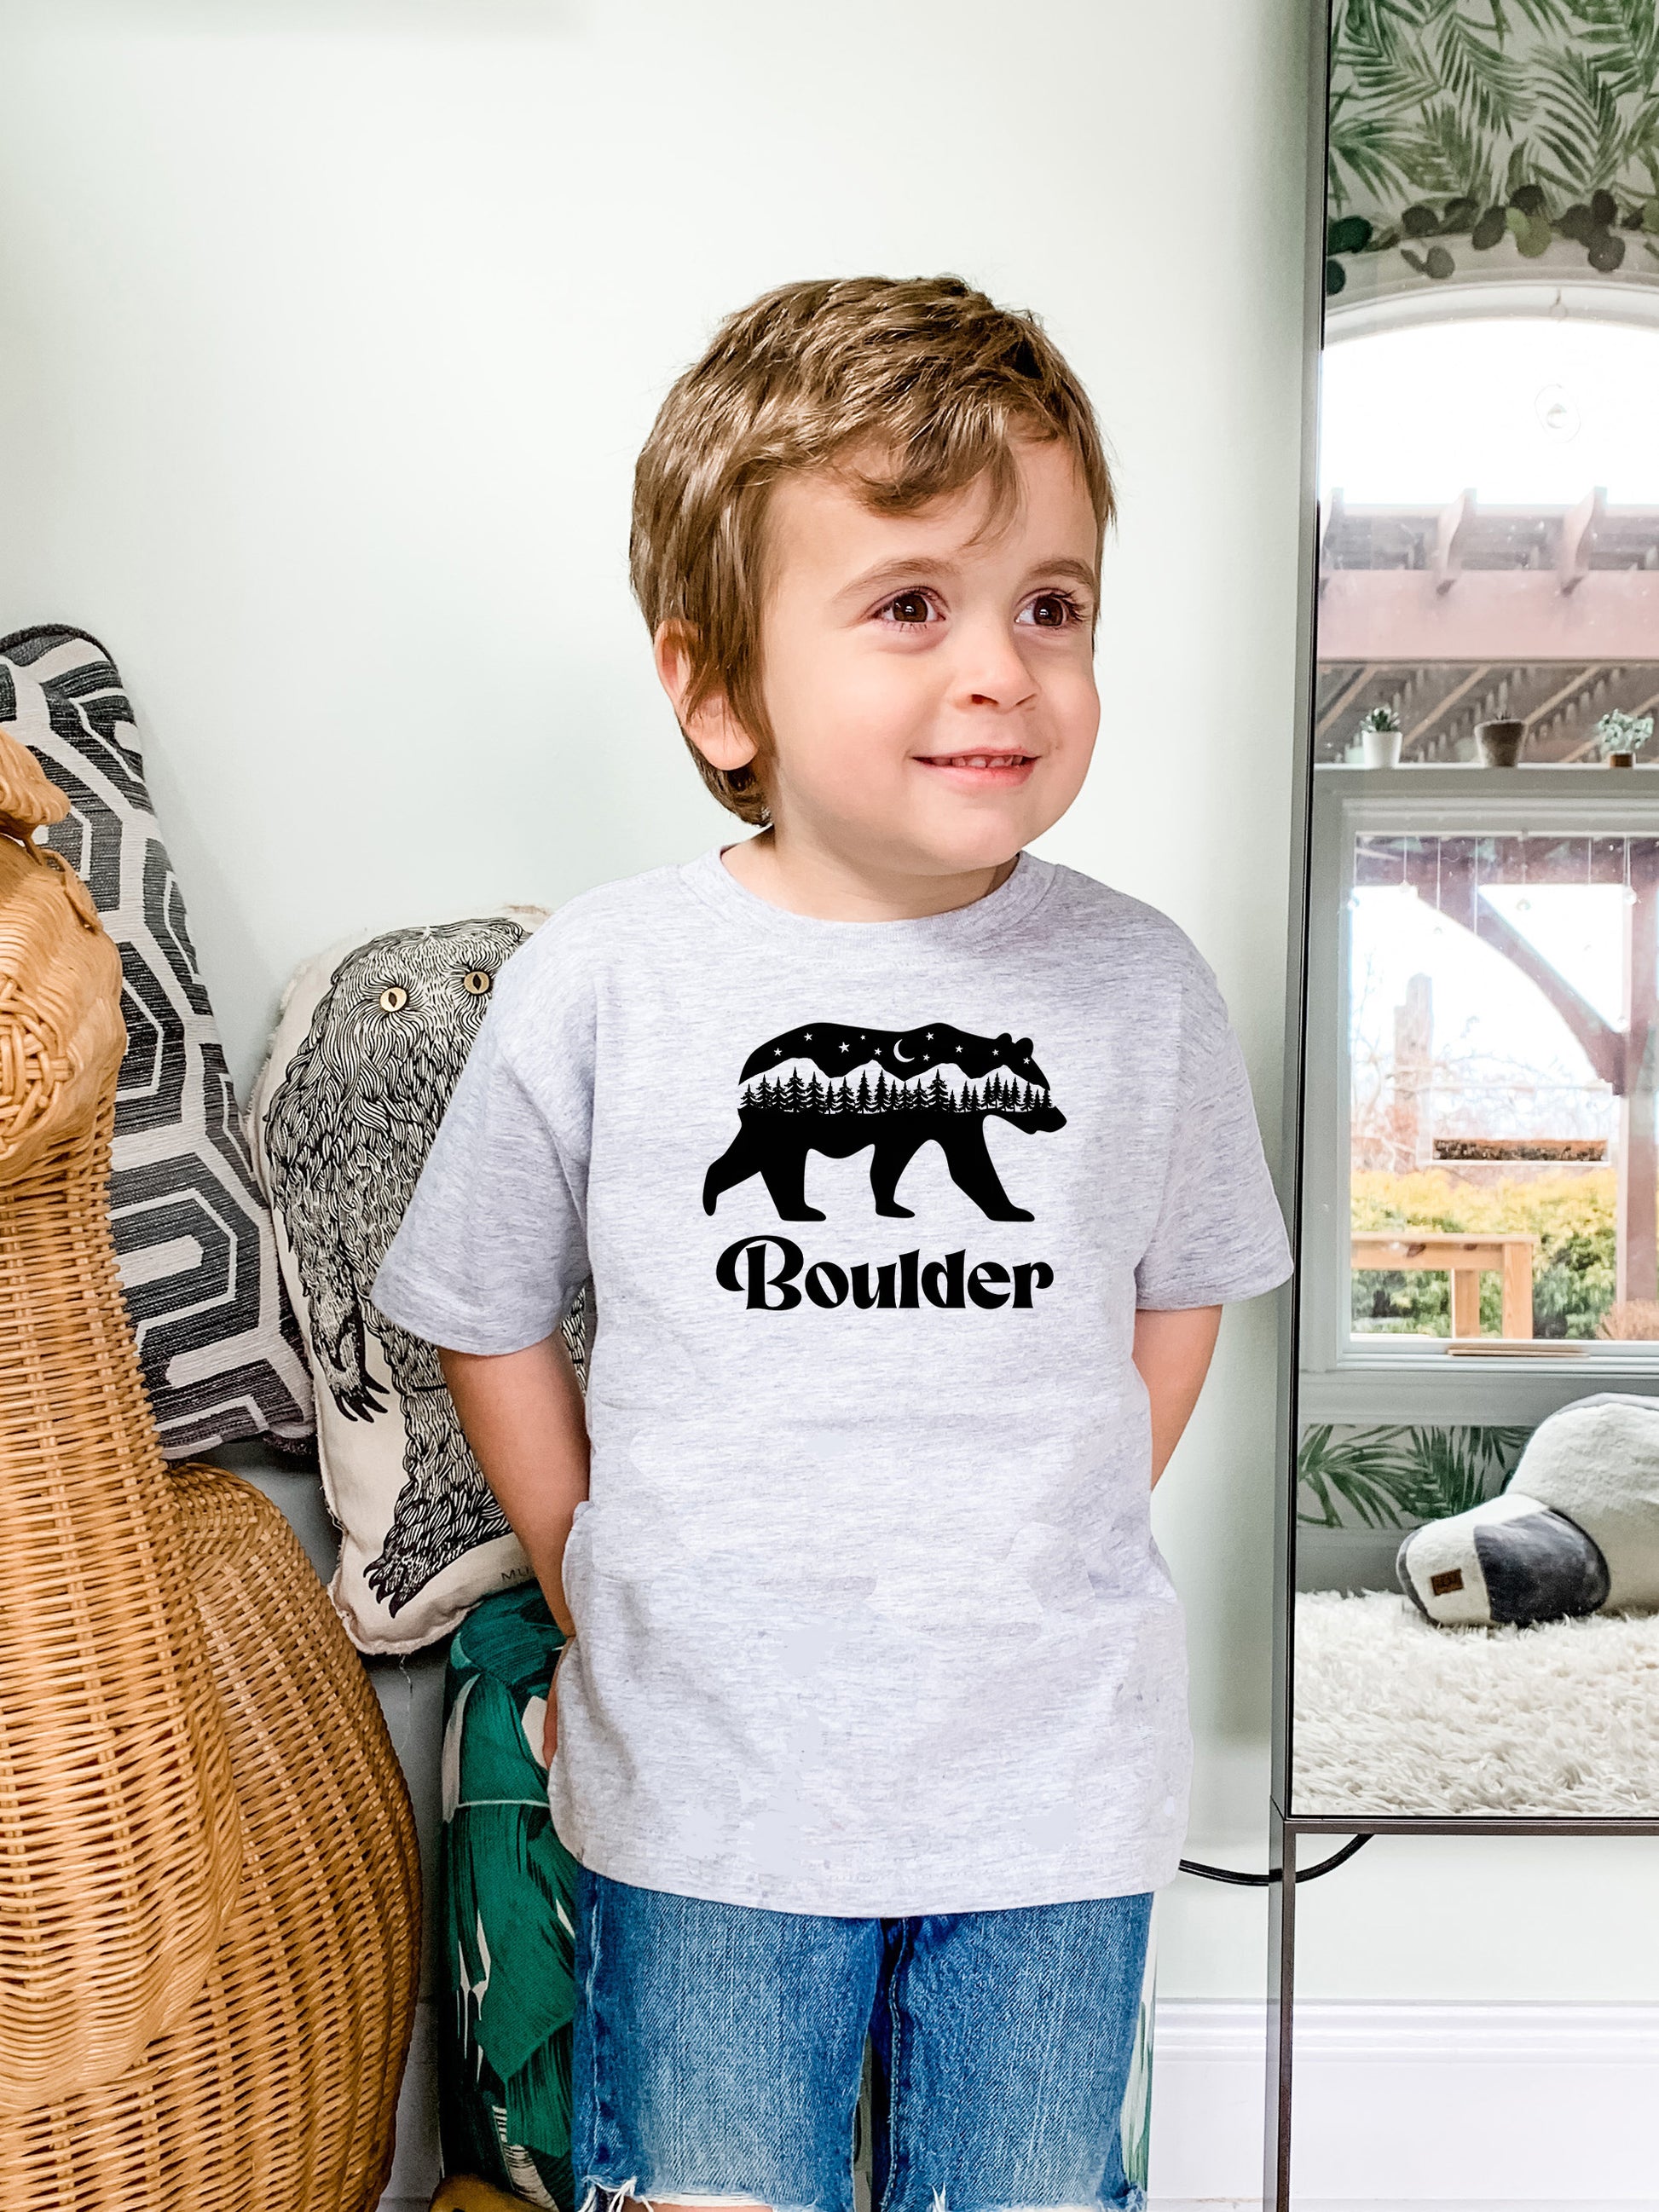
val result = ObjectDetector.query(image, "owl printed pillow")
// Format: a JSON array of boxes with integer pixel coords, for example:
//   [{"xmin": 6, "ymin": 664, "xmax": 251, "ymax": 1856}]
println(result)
[{"xmin": 249, "ymin": 909, "xmax": 582, "ymax": 1654}]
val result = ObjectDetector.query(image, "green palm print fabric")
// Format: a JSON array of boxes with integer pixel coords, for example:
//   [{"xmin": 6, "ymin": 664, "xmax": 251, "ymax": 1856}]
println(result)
[{"xmin": 439, "ymin": 1584, "xmax": 577, "ymax": 2209}]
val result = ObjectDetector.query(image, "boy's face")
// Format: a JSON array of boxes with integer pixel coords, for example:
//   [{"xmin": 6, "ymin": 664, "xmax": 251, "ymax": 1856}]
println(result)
[{"xmin": 686, "ymin": 437, "xmax": 1100, "ymax": 883}]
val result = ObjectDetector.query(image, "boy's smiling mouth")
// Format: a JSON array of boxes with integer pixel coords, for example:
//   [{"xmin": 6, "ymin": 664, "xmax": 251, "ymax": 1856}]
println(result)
[{"xmin": 915, "ymin": 749, "xmax": 1038, "ymax": 785}]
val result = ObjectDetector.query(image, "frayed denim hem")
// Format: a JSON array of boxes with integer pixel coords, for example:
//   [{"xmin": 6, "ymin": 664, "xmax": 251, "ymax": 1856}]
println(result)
[{"xmin": 578, "ymin": 2180, "xmax": 822, "ymax": 2212}]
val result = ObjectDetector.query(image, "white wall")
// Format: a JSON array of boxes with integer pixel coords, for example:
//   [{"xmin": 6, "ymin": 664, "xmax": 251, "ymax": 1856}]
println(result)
[{"xmin": 12, "ymin": 0, "xmax": 1646, "ymax": 2047}]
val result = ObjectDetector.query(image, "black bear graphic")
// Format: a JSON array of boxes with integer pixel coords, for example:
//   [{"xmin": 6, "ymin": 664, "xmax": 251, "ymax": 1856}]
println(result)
[{"xmin": 703, "ymin": 1022, "xmax": 1065, "ymax": 1224}]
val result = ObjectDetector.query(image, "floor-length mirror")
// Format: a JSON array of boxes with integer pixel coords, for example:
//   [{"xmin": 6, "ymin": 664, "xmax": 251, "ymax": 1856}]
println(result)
[
  {"xmin": 1290, "ymin": 0, "xmax": 1659, "ymax": 1839},
  {"xmin": 1269, "ymin": 13, "xmax": 1659, "ymax": 2203}
]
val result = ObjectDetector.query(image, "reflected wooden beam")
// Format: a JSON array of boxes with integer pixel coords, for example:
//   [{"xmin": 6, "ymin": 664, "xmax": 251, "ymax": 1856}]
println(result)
[
  {"xmin": 1317, "ymin": 488, "xmax": 1344, "ymax": 601},
  {"xmin": 1431, "ymin": 488, "xmax": 1477, "ymax": 596},
  {"xmin": 1385, "ymin": 843, "xmax": 1627, "ymax": 1089},
  {"xmin": 1315, "ymin": 661, "xmax": 1381, "ymax": 740},
  {"xmin": 1558, "ymin": 487, "xmax": 1605, "ymax": 596},
  {"xmin": 1318, "ymin": 570, "xmax": 1659, "ymax": 660},
  {"xmin": 1402, "ymin": 662, "xmax": 1494, "ymax": 747},
  {"xmin": 1471, "ymin": 892, "xmax": 1626, "ymax": 1091}
]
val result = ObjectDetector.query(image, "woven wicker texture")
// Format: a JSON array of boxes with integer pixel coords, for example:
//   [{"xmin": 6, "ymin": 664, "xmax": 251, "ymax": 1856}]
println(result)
[
  {"xmin": 0, "ymin": 722, "xmax": 67, "ymax": 846},
  {"xmin": 0, "ymin": 1464, "xmax": 422, "ymax": 2206},
  {"xmin": 0, "ymin": 730, "xmax": 245, "ymax": 2113}
]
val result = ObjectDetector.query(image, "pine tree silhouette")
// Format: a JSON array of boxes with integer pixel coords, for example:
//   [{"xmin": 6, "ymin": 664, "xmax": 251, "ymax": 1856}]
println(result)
[{"xmin": 710, "ymin": 1020, "xmax": 1066, "ymax": 1222}]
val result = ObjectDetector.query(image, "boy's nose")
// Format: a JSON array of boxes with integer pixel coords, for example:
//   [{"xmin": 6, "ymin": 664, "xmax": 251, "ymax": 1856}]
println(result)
[{"xmin": 948, "ymin": 618, "xmax": 1038, "ymax": 713}]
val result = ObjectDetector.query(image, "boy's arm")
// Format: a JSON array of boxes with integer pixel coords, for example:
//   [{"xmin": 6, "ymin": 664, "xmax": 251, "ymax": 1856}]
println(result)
[
  {"xmin": 1132, "ymin": 1305, "xmax": 1223, "ymax": 1487},
  {"xmin": 440, "ymin": 1331, "xmax": 589, "ymax": 1663}
]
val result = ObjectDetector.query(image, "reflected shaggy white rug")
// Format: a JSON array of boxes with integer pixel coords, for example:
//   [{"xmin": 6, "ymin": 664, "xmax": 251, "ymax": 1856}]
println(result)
[{"xmin": 1293, "ymin": 1591, "xmax": 1659, "ymax": 1816}]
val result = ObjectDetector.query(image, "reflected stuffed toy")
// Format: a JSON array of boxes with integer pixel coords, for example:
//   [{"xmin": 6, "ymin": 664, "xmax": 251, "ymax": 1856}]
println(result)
[{"xmin": 1397, "ymin": 1395, "xmax": 1659, "ymax": 1627}]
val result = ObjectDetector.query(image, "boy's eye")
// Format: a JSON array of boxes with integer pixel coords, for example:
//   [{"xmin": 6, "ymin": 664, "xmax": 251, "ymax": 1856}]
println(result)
[
  {"xmin": 1020, "ymin": 591, "xmax": 1083, "ymax": 629},
  {"xmin": 877, "ymin": 589, "xmax": 939, "ymax": 626}
]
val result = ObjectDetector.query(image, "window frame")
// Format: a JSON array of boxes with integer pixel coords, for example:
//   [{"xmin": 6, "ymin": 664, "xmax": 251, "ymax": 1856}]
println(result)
[{"xmin": 1301, "ymin": 762, "xmax": 1659, "ymax": 1423}]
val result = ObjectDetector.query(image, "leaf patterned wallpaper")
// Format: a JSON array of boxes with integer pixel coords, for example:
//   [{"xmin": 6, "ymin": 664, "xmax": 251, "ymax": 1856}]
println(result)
[
  {"xmin": 1327, "ymin": 0, "xmax": 1659, "ymax": 300},
  {"xmin": 1298, "ymin": 1422, "xmax": 1533, "ymax": 1527}
]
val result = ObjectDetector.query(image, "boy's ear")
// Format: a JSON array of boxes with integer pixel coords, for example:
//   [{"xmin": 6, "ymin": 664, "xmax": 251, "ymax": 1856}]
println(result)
[{"xmin": 653, "ymin": 623, "xmax": 758, "ymax": 776}]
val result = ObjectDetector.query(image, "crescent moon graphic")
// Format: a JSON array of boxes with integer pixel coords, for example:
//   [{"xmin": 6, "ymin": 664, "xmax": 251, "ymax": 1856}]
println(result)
[{"xmin": 890, "ymin": 1038, "xmax": 917, "ymax": 1066}]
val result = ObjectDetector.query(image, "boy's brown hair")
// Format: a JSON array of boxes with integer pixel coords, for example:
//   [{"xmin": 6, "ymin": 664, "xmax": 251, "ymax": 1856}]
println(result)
[{"xmin": 631, "ymin": 274, "xmax": 1114, "ymax": 825}]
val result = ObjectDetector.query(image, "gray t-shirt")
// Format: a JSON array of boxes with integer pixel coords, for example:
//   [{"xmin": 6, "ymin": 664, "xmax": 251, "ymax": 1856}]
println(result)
[{"xmin": 373, "ymin": 848, "xmax": 1291, "ymax": 1915}]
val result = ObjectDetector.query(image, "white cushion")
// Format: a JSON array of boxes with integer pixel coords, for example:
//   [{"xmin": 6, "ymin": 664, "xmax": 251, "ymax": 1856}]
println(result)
[
  {"xmin": 1398, "ymin": 1493, "xmax": 1563, "ymax": 1625},
  {"xmin": 1509, "ymin": 1395, "xmax": 1659, "ymax": 1610}
]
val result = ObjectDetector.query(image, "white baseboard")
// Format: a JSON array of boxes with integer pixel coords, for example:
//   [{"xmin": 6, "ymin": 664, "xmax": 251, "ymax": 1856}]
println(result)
[
  {"xmin": 1149, "ymin": 2000, "xmax": 1659, "ymax": 2206},
  {"xmin": 383, "ymin": 1995, "xmax": 1659, "ymax": 2209}
]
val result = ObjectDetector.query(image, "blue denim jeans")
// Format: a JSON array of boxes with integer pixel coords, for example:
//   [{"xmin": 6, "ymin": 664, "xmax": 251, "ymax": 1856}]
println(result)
[{"xmin": 573, "ymin": 1871, "xmax": 1152, "ymax": 2212}]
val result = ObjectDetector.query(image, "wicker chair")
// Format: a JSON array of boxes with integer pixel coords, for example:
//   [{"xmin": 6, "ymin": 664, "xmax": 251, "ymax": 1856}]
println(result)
[{"xmin": 0, "ymin": 727, "xmax": 421, "ymax": 2206}]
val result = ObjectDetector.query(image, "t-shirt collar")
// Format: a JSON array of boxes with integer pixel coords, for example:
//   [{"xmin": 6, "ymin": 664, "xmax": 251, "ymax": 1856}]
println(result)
[{"xmin": 681, "ymin": 843, "xmax": 1054, "ymax": 944}]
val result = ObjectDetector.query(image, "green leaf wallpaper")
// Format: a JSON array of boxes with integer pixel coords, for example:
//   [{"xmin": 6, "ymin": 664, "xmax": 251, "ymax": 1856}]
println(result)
[
  {"xmin": 1297, "ymin": 1421, "xmax": 1533, "ymax": 1526},
  {"xmin": 1327, "ymin": 0, "xmax": 1659, "ymax": 297}
]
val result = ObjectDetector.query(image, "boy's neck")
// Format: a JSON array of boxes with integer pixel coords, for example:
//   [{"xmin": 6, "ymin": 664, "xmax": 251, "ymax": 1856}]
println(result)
[{"xmin": 720, "ymin": 826, "xmax": 1020, "ymax": 923}]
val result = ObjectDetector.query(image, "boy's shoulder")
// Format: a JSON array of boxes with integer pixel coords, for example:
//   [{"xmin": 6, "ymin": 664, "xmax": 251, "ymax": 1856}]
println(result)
[
  {"xmin": 1039, "ymin": 860, "xmax": 1220, "ymax": 991},
  {"xmin": 488, "ymin": 861, "xmax": 692, "ymax": 1024},
  {"xmin": 537, "ymin": 862, "xmax": 691, "ymax": 949}
]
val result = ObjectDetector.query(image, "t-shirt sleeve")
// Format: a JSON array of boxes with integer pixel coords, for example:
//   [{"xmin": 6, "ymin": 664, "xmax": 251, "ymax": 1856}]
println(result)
[
  {"xmin": 1134, "ymin": 957, "xmax": 1293, "ymax": 1311},
  {"xmin": 371, "ymin": 1005, "xmax": 588, "ymax": 1356}
]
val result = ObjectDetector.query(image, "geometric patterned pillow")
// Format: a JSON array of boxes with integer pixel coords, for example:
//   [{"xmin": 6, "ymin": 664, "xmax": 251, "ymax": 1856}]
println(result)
[{"xmin": 0, "ymin": 623, "xmax": 313, "ymax": 1457}]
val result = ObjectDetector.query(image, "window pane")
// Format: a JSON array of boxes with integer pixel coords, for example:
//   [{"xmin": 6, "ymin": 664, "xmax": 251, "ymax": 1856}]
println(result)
[{"xmin": 1349, "ymin": 831, "xmax": 1659, "ymax": 1343}]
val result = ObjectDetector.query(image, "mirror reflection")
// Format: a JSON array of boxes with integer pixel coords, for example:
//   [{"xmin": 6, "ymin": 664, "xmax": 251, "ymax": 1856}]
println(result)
[{"xmin": 1292, "ymin": 30, "xmax": 1659, "ymax": 1816}]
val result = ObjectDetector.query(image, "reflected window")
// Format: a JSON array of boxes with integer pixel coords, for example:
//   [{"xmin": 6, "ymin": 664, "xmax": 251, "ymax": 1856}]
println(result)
[{"xmin": 1349, "ymin": 831, "xmax": 1658, "ymax": 1345}]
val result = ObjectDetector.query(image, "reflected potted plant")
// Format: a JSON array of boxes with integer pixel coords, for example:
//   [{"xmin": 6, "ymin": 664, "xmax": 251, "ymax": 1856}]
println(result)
[
  {"xmin": 1475, "ymin": 716, "xmax": 1526, "ymax": 766},
  {"xmin": 1596, "ymin": 709, "xmax": 1654, "ymax": 769},
  {"xmin": 1357, "ymin": 705, "xmax": 1403, "ymax": 769}
]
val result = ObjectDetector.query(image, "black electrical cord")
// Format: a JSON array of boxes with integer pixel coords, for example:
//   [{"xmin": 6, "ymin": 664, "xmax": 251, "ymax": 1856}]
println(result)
[{"xmin": 1177, "ymin": 1833, "xmax": 1373, "ymax": 1886}]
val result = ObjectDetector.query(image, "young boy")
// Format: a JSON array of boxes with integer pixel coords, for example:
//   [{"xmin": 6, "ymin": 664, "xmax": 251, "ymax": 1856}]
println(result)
[{"xmin": 374, "ymin": 274, "xmax": 1291, "ymax": 2212}]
